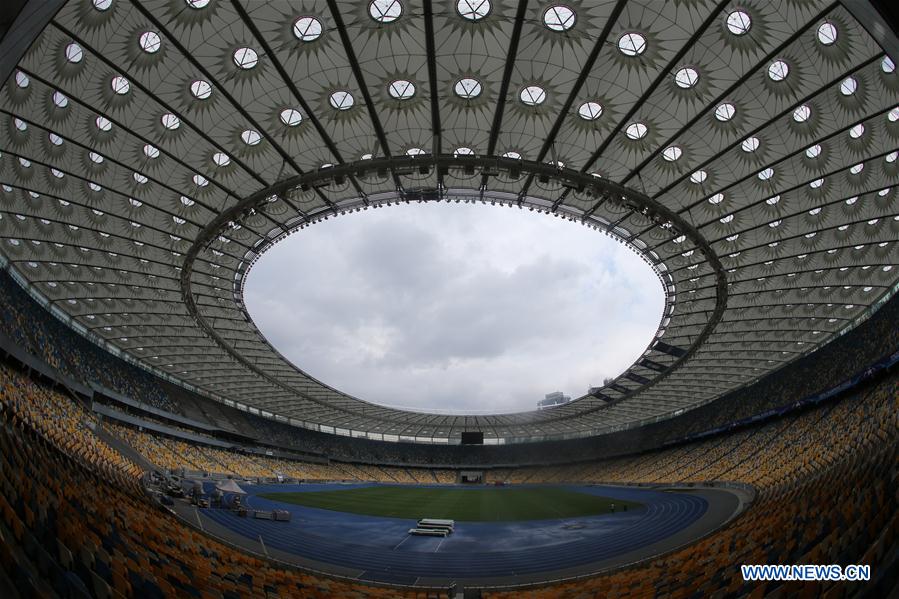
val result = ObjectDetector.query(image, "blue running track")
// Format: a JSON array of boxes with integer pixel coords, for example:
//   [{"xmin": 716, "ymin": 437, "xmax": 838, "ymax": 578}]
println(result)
[{"xmin": 200, "ymin": 483, "xmax": 707, "ymax": 584}]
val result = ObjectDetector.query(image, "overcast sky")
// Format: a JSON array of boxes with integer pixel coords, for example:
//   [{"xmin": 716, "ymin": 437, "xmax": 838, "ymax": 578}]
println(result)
[{"xmin": 244, "ymin": 203, "xmax": 664, "ymax": 414}]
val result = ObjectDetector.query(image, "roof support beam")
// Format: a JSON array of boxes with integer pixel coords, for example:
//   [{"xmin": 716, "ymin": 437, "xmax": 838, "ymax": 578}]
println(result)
[
  {"xmin": 582, "ymin": 0, "xmax": 731, "ymax": 176},
  {"xmin": 49, "ymin": 21, "xmax": 268, "ymax": 188},
  {"xmin": 9, "ymin": 68, "xmax": 287, "ymax": 235},
  {"xmin": 125, "ymin": 4, "xmax": 322, "ymax": 215},
  {"xmin": 485, "ymin": 0, "xmax": 528, "ymax": 156},
  {"xmin": 423, "ymin": 0, "xmax": 443, "ymax": 187},
  {"xmin": 518, "ymin": 0, "xmax": 628, "ymax": 200},
  {"xmin": 325, "ymin": 0, "xmax": 402, "ymax": 192},
  {"xmin": 619, "ymin": 1, "xmax": 840, "ymax": 185},
  {"xmin": 647, "ymin": 53, "xmax": 884, "ymax": 205},
  {"xmin": 229, "ymin": 0, "xmax": 368, "ymax": 204},
  {"xmin": 0, "ymin": 0, "xmax": 64, "ymax": 84}
]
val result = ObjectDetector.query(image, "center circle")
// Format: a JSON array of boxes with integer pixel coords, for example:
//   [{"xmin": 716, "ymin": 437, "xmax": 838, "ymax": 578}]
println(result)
[{"xmin": 244, "ymin": 201, "xmax": 665, "ymax": 414}]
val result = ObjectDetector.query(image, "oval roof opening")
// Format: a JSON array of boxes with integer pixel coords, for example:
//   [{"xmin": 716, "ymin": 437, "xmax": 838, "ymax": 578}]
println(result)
[{"xmin": 245, "ymin": 202, "xmax": 665, "ymax": 414}]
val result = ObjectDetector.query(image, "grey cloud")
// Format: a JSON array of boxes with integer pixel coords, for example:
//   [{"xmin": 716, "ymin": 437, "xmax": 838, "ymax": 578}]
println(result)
[{"xmin": 245, "ymin": 203, "xmax": 663, "ymax": 413}]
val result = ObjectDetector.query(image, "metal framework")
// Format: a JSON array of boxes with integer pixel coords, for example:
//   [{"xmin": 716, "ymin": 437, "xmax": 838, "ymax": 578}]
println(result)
[{"xmin": 0, "ymin": 0, "xmax": 897, "ymax": 443}]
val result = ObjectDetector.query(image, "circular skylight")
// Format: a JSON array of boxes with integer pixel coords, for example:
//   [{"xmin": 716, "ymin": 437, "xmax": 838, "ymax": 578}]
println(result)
[
  {"xmin": 388, "ymin": 80, "xmax": 415, "ymax": 100},
  {"xmin": 884, "ymin": 56, "xmax": 896, "ymax": 73},
  {"xmin": 95, "ymin": 116, "xmax": 112, "ymax": 131},
  {"xmin": 708, "ymin": 193, "xmax": 724, "ymax": 204},
  {"xmin": 503, "ymin": 150, "xmax": 521, "ymax": 159},
  {"xmin": 65, "ymin": 43, "xmax": 84, "ymax": 63},
  {"xmin": 817, "ymin": 21, "xmax": 837, "ymax": 45},
  {"xmin": 14, "ymin": 71, "xmax": 29, "ymax": 88},
  {"xmin": 758, "ymin": 167, "xmax": 774, "ymax": 181},
  {"xmin": 793, "ymin": 104, "xmax": 811, "ymax": 122},
  {"xmin": 848, "ymin": 123, "xmax": 864, "ymax": 138},
  {"xmin": 578, "ymin": 101, "xmax": 602, "ymax": 120},
  {"xmin": 839, "ymin": 77, "xmax": 857, "ymax": 95},
  {"xmin": 369, "ymin": 0, "xmax": 402, "ymax": 23},
  {"xmin": 715, "ymin": 103, "xmax": 736, "ymax": 121},
  {"xmin": 89, "ymin": 151, "xmax": 104, "ymax": 164},
  {"xmin": 457, "ymin": 0, "xmax": 490, "ymax": 21},
  {"xmin": 454, "ymin": 147, "xmax": 474, "ymax": 157},
  {"xmin": 52, "ymin": 91, "xmax": 68, "ymax": 108},
  {"xmin": 674, "ymin": 67, "xmax": 699, "ymax": 88},
  {"xmin": 741, "ymin": 137, "xmax": 759, "ymax": 152},
  {"xmin": 662, "ymin": 146, "xmax": 682, "ymax": 161},
  {"xmin": 111, "ymin": 75, "xmax": 130, "ymax": 95},
  {"xmin": 293, "ymin": 17, "xmax": 323, "ymax": 41},
  {"xmin": 93, "ymin": 0, "xmax": 112, "ymax": 10},
  {"xmin": 161, "ymin": 113, "xmax": 180, "ymax": 130},
  {"xmin": 625, "ymin": 122, "xmax": 648, "ymax": 140},
  {"xmin": 520, "ymin": 85, "xmax": 546, "ymax": 106},
  {"xmin": 233, "ymin": 47, "xmax": 258, "ymax": 69},
  {"xmin": 279, "ymin": 108, "xmax": 303, "ymax": 126},
  {"xmin": 213, "ymin": 152, "xmax": 231, "ymax": 167},
  {"xmin": 454, "ymin": 77, "xmax": 482, "ymax": 99},
  {"xmin": 185, "ymin": 0, "xmax": 210, "ymax": 8},
  {"xmin": 767, "ymin": 60, "xmax": 789, "ymax": 81},
  {"xmin": 329, "ymin": 90, "xmax": 354, "ymax": 110},
  {"xmin": 889, "ymin": 106, "xmax": 899, "ymax": 121},
  {"xmin": 543, "ymin": 5, "xmax": 575, "ymax": 31},
  {"xmin": 139, "ymin": 31, "xmax": 161, "ymax": 53},
  {"xmin": 190, "ymin": 80, "xmax": 212, "ymax": 99},
  {"xmin": 406, "ymin": 147, "xmax": 426, "ymax": 156},
  {"xmin": 725, "ymin": 10, "xmax": 751, "ymax": 35},
  {"xmin": 618, "ymin": 32, "xmax": 647, "ymax": 56},
  {"xmin": 241, "ymin": 129, "xmax": 262, "ymax": 145},
  {"xmin": 805, "ymin": 144, "xmax": 821, "ymax": 158},
  {"xmin": 143, "ymin": 144, "xmax": 159, "ymax": 159},
  {"xmin": 849, "ymin": 163, "xmax": 863, "ymax": 174},
  {"xmin": 49, "ymin": 133, "xmax": 63, "ymax": 146},
  {"xmin": 690, "ymin": 170, "xmax": 707, "ymax": 184}
]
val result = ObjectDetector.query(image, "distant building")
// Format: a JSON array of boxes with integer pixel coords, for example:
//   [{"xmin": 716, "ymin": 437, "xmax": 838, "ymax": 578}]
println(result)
[{"xmin": 537, "ymin": 391, "xmax": 571, "ymax": 409}]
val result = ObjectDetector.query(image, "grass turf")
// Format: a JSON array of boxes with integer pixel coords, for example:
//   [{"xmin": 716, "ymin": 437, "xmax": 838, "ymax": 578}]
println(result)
[{"xmin": 258, "ymin": 485, "xmax": 640, "ymax": 522}]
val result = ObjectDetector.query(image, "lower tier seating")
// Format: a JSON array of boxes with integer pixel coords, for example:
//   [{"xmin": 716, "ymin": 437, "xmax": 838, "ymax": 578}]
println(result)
[{"xmin": 0, "ymin": 364, "xmax": 447, "ymax": 599}]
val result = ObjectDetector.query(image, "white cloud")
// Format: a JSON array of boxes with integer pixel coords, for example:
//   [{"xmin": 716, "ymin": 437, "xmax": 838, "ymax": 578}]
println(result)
[{"xmin": 244, "ymin": 203, "xmax": 664, "ymax": 413}]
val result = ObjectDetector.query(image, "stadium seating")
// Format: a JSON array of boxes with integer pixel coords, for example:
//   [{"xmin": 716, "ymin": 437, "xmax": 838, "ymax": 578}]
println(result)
[
  {"xmin": 0, "ymin": 274, "xmax": 176, "ymax": 413},
  {"xmin": 3, "ymin": 357, "xmax": 896, "ymax": 597},
  {"xmin": 0, "ymin": 363, "xmax": 449, "ymax": 599},
  {"xmin": 1, "ymin": 267, "xmax": 898, "ymax": 597},
  {"xmin": 3, "ymin": 350, "xmax": 897, "ymax": 596},
  {"xmin": 483, "ymin": 375, "xmax": 898, "ymax": 597}
]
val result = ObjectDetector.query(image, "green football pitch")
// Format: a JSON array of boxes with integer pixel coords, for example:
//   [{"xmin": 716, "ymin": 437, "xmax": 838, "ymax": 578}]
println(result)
[{"xmin": 258, "ymin": 485, "xmax": 640, "ymax": 522}]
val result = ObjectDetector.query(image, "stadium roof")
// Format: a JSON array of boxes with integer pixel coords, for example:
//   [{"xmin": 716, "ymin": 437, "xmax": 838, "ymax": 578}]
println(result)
[{"xmin": 0, "ymin": 0, "xmax": 897, "ymax": 443}]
